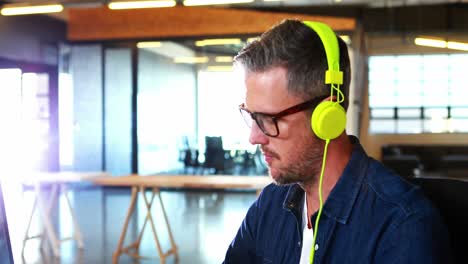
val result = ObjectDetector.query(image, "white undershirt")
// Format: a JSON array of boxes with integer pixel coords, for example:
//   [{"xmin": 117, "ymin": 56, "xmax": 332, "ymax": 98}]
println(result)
[{"xmin": 299, "ymin": 195, "xmax": 314, "ymax": 264}]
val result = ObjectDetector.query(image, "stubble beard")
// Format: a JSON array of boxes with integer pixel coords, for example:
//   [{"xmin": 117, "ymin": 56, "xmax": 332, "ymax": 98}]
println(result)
[{"xmin": 271, "ymin": 136, "xmax": 324, "ymax": 186}]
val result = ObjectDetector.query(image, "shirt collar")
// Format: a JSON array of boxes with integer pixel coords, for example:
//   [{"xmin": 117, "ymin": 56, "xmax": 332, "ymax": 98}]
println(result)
[
  {"xmin": 283, "ymin": 136, "xmax": 369, "ymax": 224},
  {"xmin": 283, "ymin": 183, "xmax": 304, "ymax": 223}
]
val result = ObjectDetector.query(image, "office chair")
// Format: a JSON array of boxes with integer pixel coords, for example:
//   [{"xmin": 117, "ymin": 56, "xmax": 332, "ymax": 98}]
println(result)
[
  {"xmin": 203, "ymin": 136, "xmax": 228, "ymax": 174},
  {"xmin": 409, "ymin": 177, "xmax": 468, "ymax": 263}
]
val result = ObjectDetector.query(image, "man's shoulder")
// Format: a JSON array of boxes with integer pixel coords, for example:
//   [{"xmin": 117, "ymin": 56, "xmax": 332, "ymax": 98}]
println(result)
[{"xmin": 364, "ymin": 159, "xmax": 437, "ymax": 218}]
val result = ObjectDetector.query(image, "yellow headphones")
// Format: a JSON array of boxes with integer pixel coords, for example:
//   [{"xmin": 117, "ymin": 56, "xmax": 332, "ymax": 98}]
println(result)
[
  {"xmin": 302, "ymin": 21, "xmax": 346, "ymax": 264},
  {"xmin": 303, "ymin": 21, "xmax": 347, "ymax": 140}
]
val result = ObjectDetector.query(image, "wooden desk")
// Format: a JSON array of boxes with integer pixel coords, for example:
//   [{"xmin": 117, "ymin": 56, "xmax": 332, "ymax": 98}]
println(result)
[
  {"xmin": 21, "ymin": 171, "xmax": 109, "ymax": 258},
  {"xmin": 92, "ymin": 174, "xmax": 271, "ymax": 264}
]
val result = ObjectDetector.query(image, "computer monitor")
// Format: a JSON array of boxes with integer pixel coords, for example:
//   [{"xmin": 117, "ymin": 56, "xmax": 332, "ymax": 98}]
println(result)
[{"xmin": 0, "ymin": 182, "xmax": 14, "ymax": 264}]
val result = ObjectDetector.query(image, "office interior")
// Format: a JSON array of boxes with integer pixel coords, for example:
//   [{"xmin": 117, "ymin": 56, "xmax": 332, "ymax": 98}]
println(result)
[{"xmin": 0, "ymin": 0, "xmax": 467, "ymax": 263}]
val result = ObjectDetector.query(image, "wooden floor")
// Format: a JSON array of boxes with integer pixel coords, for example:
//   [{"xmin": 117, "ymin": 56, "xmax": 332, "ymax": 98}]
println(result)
[{"xmin": 4, "ymin": 183, "xmax": 257, "ymax": 263}]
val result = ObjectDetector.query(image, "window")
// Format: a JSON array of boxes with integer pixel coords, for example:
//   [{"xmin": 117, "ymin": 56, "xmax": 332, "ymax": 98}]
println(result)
[{"xmin": 369, "ymin": 54, "xmax": 468, "ymax": 134}]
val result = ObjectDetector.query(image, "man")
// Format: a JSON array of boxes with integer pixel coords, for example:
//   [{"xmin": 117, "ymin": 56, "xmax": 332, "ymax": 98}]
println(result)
[{"xmin": 223, "ymin": 19, "xmax": 452, "ymax": 263}]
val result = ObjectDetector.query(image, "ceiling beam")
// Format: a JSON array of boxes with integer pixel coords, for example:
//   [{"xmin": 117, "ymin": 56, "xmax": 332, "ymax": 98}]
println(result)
[{"xmin": 68, "ymin": 6, "xmax": 355, "ymax": 41}]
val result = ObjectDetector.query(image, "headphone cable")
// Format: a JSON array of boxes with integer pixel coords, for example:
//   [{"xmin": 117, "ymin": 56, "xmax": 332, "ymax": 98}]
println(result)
[{"xmin": 309, "ymin": 138, "xmax": 330, "ymax": 264}]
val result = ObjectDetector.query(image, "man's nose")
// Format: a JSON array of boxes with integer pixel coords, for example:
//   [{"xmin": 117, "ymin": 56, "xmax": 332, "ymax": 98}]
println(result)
[{"xmin": 249, "ymin": 122, "xmax": 269, "ymax": 145}]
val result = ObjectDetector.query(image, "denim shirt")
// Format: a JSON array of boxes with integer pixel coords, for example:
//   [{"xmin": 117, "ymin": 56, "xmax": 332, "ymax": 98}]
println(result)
[{"xmin": 224, "ymin": 137, "xmax": 452, "ymax": 264}]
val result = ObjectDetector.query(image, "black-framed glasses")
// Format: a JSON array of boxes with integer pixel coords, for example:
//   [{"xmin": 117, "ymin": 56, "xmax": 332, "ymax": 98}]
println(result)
[{"xmin": 239, "ymin": 95, "xmax": 328, "ymax": 137}]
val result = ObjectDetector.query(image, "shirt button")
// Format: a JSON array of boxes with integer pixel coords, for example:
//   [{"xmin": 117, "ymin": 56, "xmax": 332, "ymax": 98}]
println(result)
[
  {"xmin": 298, "ymin": 241, "xmax": 301, "ymax": 247},
  {"xmin": 315, "ymin": 244, "xmax": 319, "ymax": 251}
]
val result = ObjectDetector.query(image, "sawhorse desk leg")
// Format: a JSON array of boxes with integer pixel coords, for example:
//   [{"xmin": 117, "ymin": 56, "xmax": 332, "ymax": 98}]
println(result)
[
  {"xmin": 113, "ymin": 186, "xmax": 178, "ymax": 264},
  {"xmin": 22, "ymin": 182, "xmax": 84, "ymax": 258}
]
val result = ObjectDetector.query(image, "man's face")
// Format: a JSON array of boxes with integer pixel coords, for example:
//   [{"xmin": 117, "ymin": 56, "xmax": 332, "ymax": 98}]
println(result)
[{"xmin": 242, "ymin": 66, "xmax": 324, "ymax": 185}]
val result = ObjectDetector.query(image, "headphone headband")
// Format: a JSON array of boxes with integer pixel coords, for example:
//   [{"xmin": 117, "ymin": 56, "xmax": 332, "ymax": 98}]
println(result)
[
  {"xmin": 302, "ymin": 21, "xmax": 347, "ymax": 264},
  {"xmin": 302, "ymin": 21, "xmax": 343, "ymax": 85},
  {"xmin": 300, "ymin": 20, "xmax": 347, "ymax": 264}
]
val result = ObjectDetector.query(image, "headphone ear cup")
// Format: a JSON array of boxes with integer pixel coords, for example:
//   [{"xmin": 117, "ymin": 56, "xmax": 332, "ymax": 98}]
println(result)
[{"xmin": 311, "ymin": 101, "xmax": 347, "ymax": 140}]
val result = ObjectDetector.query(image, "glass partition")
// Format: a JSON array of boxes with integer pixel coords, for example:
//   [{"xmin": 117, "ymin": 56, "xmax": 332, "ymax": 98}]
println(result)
[
  {"xmin": 136, "ymin": 39, "xmax": 264, "ymax": 175},
  {"xmin": 137, "ymin": 45, "xmax": 198, "ymax": 175}
]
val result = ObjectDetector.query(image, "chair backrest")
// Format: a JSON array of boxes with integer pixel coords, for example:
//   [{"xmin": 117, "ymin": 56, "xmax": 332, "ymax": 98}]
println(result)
[
  {"xmin": 382, "ymin": 154, "xmax": 421, "ymax": 178},
  {"xmin": 204, "ymin": 136, "xmax": 225, "ymax": 173},
  {"xmin": 205, "ymin": 136, "xmax": 223, "ymax": 150},
  {"xmin": 0, "ymin": 183, "xmax": 14, "ymax": 264},
  {"xmin": 409, "ymin": 177, "xmax": 468, "ymax": 263}
]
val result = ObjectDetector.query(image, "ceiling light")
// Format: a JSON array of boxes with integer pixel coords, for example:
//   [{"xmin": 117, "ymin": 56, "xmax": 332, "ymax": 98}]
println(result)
[
  {"xmin": 195, "ymin": 38, "xmax": 242, "ymax": 46},
  {"xmin": 137, "ymin": 41, "xmax": 162, "ymax": 48},
  {"xmin": 414, "ymin": 37, "xmax": 447, "ymax": 48},
  {"xmin": 215, "ymin": 56, "xmax": 233, "ymax": 63},
  {"xmin": 1, "ymin": 3, "xmax": 63, "ymax": 16},
  {"xmin": 414, "ymin": 37, "xmax": 468, "ymax": 51},
  {"xmin": 174, "ymin": 57, "xmax": 209, "ymax": 64},
  {"xmin": 206, "ymin": 66, "xmax": 233, "ymax": 72},
  {"xmin": 108, "ymin": 0, "xmax": 176, "ymax": 10},
  {"xmin": 447, "ymin": 41, "xmax": 468, "ymax": 51},
  {"xmin": 183, "ymin": 0, "xmax": 254, "ymax": 6},
  {"xmin": 246, "ymin": 37, "xmax": 259, "ymax": 43}
]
